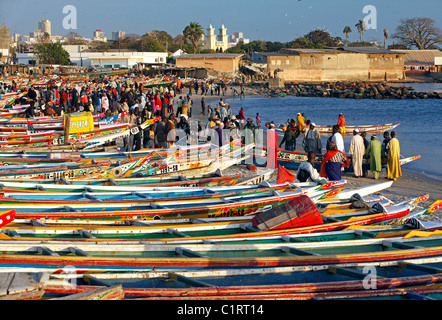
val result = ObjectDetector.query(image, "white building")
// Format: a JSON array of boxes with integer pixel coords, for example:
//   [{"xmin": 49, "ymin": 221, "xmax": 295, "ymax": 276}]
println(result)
[
  {"xmin": 38, "ymin": 19, "xmax": 51, "ymax": 37},
  {"xmin": 228, "ymin": 31, "xmax": 249, "ymax": 48},
  {"xmin": 93, "ymin": 29, "xmax": 107, "ymax": 42},
  {"xmin": 15, "ymin": 51, "xmax": 168, "ymax": 69},
  {"xmin": 200, "ymin": 24, "xmax": 229, "ymax": 52},
  {"xmin": 112, "ymin": 31, "xmax": 126, "ymax": 41}
]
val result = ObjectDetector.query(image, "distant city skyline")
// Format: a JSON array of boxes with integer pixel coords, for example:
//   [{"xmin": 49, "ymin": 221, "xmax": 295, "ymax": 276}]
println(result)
[{"xmin": 1, "ymin": 0, "xmax": 441, "ymax": 45}]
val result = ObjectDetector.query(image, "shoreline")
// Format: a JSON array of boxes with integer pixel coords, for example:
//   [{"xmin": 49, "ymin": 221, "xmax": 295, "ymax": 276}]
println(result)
[{"xmin": 183, "ymin": 87, "xmax": 442, "ymax": 222}]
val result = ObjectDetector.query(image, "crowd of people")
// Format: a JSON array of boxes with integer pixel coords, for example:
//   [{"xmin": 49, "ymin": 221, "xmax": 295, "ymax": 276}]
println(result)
[
  {"xmin": 3, "ymin": 74, "xmax": 403, "ymax": 182},
  {"xmin": 275, "ymin": 113, "xmax": 403, "ymax": 183}
]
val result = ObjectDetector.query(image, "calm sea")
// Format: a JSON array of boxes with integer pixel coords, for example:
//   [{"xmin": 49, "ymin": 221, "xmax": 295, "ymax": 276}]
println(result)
[{"xmin": 223, "ymin": 84, "xmax": 442, "ymax": 180}]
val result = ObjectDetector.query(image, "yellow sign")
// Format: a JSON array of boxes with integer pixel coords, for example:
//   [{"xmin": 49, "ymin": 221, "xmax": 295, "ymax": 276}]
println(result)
[{"xmin": 63, "ymin": 112, "xmax": 94, "ymax": 134}]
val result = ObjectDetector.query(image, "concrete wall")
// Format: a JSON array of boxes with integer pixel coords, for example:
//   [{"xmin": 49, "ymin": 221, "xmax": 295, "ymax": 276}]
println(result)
[
  {"xmin": 267, "ymin": 52, "xmax": 404, "ymax": 82},
  {"xmin": 176, "ymin": 57, "xmax": 241, "ymax": 74}
]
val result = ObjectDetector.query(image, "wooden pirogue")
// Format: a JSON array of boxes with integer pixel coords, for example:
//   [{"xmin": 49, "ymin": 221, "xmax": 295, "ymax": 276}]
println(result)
[
  {"xmin": 42, "ymin": 256, "xmax": 442, "ymax": 300},
  {"xmin": 0, "ymin": 196, "xmax": 436, "ymax": 243}
]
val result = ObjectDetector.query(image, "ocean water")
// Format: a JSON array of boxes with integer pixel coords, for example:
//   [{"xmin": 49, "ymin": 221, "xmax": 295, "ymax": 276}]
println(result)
[{"xmin": 223, "ymin": 88, "xmax": 442, "ymax": 180}]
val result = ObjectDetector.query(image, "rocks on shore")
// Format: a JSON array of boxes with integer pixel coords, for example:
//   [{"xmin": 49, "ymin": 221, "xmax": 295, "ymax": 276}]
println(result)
[{"xmin": 250, "ymin": 81, "xmax": 442, "ymax": 100}]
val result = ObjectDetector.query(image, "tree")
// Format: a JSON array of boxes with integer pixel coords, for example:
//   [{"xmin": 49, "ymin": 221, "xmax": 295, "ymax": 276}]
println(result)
[
  {"xmin": 183, "ymin": 22, "xmax": 204, "ymax": 53},
  {"xmin": 130, "ymin": 34, "xmax": 165, "ymax": 52},
  {"xmin": 304, "ymin": 29, "xmax": 340, "ymax": 47},
  {"xmin": 242, "ymin": 40, "xmax": 268, "ymax": 52},
  {"xmin": 343, "ymin": 26, "xmax": 352, "ymax": 46},
  {"xmin": 355, "ymin": 20, "xmax": 367, "ymax": 42},
  {"xmin": 288, "ymin": 37, "xmax": 315, "ymax": 49},
  {"xmin": 392, "ymin": 17, "xmax": 442, "ymax": 50},
  {"xmin": 34, "ymin": 43, "xmax": 70, "ymax": 65},
  {"xmin": 64, "ymin": 32, "xmax": 87, "ymax": 45},
  {"xmin": 383, "ymin": 28, "xmax": 389, "ymax": 49}
]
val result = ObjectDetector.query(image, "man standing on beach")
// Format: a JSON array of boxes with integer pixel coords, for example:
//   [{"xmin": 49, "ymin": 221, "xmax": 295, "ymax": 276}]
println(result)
[
  {"xmin": 303, "ymin": 122, "xmax": 322, "ymax": 154},
  {"xmin": 387, "ymin": 131, "xmax": 402, "ymax": 181},
  {"xmin": 296, "ymin": 113, "xmax": 305, "ymax": 133},
  {"xmin": 200, "ymin": 97, "xmax": 205, "ymax": 116},
  {"xmin": 365, "ymin": 135, "xmax": 382, "ymax": 179},
  {"xmin": 279, "ymin": 120, "xmax": 299, "ymax": 151},
  {"xmin": 238, "ymin": 107, "xmax": 245, "ymax": 130},
  {"xmin": 348, "ymin": 129, "xmax": 365, "ymax": 178}
]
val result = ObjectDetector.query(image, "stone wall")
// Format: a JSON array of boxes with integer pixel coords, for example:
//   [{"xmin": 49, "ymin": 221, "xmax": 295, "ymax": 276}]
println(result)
[
  {"xmin": 176, "ymin": 57, "xmax": 241, "ymax": 74},
  {"xmin": 267, "ymin": 52, "xmax": 405, "ymax": 82}
]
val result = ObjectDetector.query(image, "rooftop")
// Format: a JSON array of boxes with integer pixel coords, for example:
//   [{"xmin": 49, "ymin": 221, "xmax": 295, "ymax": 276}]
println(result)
[
  {"xmin": 392, "ymin": 49, "xmax": 442, "ymax": 63},
  {"xmin": 176, "ymin": 53, "xmax": 244, "ymax": 59}
]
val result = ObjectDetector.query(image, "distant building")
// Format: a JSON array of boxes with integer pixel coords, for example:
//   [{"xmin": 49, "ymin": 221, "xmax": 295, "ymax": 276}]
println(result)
[
  {"xmin": 229, "ymin": 31, "xmax": 250, "ymax": 48},
  {"xmin": 0, "ymin": 26, "xmax": 10, "ymax": 62},
  {"xmin": 16, "ymin": 51, "xmax": 168, "ymax": 69},
  {"xmin": 200, "ymin": 24, "xmax": 229, "ymax": 52},
  {"xmin": 263, "ymin": 47, "xmax": 405, "ymax": 82},
  {"xmin": 38, "ymin": 19, "xmax": 51, "ymax": 37},
  {"xmin": 93, "ymin": 29, "xmax": 107, "ymax": 42},
  {"xmin": 393, "ymin": 49, "xmax": 442, "ymax": 75},
  {"xmin": 112, "ymin": 31, "xmax": 126, "ymax": 41},
  {"xmin": 175, "ymin": 53, "xmax": 243, "ymax": 74}
]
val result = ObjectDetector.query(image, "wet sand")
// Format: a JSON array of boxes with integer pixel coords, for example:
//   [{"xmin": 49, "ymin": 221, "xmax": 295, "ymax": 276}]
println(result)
[{"xmin": 182, "ymin": 85, "xmax": 442, "ymax": 222}]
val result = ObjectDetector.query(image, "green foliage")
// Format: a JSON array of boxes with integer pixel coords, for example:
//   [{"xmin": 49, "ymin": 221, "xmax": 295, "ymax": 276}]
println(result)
[
  {"xmin": 348, "ymin": 41, "xmax": 380, "ymax": 47},
  {"xmin": 225, "ymin": 47, "xmax": 246, "ymax": 54},
  {"xmin": 304, "ymin": 29, "xmax": 340, "ymax": 47},
  {"xmin": 200, "ymin": 49, "xmax": 216, "ymax": 54},
  {"xmin": 287, "ymin": 38, "xmax": 315, "ymax": 48},
  {"xmin": 183, "ymin": 22, "xmax": 204, "ymax": 53},
  {"xmin": 34, "ymin": 43, "xmax": 70, "ymax": 65}
]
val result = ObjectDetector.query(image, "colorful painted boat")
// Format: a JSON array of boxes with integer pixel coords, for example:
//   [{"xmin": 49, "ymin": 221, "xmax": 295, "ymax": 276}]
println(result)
[
  {"xmin": 0, "ymin": 172, "xmax": 243, "ymax": 189},
  {"xmin": 6, "ymin": 185, "xmax": 346, "ymax": 221},
  {"xmin": 1, "ymin": 197, "xmax": 430, "ymax": 243},
  {"xmin": 42, "ymin": 258, "xmax": 442, "ymax": 300}
]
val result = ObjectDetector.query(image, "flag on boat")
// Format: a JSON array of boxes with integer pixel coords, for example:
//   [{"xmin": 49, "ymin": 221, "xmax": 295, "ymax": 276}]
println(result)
[
  {"xmin": 27, "ymin": 119, "xmax": 34, "ymax": 131},
  {"xmin": 277, "ymin": 165, "xmax": 295, "ymax": 184}
]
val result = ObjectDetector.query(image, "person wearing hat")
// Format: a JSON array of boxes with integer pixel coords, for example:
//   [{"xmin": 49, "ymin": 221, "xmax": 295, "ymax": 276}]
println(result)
[
  {"xmin": 337, "ymin": 113, "xmax": 346, "ymax": 135},
  {"xmin": 302, "ymin": 121, "xmax": 322, "ymax": 154},
  {"xmin": 296, "ymin": 112, "xmax": 305, "ymax": 133},
  {"xmin": 349, "ymin": 129, "xmax": 365, "ymax": 178},
  {"xmin": 365, "ymin": 134, "xmax": 382, "ymax": 179}
]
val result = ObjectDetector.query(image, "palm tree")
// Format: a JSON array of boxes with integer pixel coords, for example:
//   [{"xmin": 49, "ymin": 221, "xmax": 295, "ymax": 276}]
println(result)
[
  {"xmin": 183, "ymin": 22, "xmax": 204, "ymax": 54},
  {"xmin": 355, "ymin": 20, "xmax": 367, "ymax": 42},
  {"xmin": 383, "ymin": 28, "xmax": 389, "ymax": 49},
  {"xmin": 343, "ymin": 26, "xmax": 352, "ymax": 46}
]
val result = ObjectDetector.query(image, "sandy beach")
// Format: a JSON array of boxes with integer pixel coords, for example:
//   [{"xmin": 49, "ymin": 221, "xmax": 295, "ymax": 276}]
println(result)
[{"xmin": 184, "ymin": 85, "xmax": 442, "ymax": 222}]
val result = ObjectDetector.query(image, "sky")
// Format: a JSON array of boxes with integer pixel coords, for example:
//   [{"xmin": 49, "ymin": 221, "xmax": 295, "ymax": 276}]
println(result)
[{"xmin": 1, "ymin": 0, "xmax": 441, "ymax": 44}]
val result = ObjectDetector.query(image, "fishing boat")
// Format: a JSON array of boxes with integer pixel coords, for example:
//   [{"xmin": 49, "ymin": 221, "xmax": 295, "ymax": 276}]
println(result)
[
  {"xmin": 277, "ymin": 123, "xmax": 400, "ymax": 135},
  {"xmin": 5, "ymin": 184, "xmax": 346, "ymax": 221},
  {"xmin": 38, "ymin": 254, "xmax": 442, "ymax": 300},
  {"xmin": 315, "ymin": 123, "xmax": 400, "ymax": 134},
  {"xmin": 0, "ymin": 171, "xmax": 244, "ymax": 189},
  {"xmin": 0, "ymin": 223, "xmax": 440, "ymax": 272},
  {"xmin": 1, "ymin": 195, "xmax": 433, "ymax": 243}
]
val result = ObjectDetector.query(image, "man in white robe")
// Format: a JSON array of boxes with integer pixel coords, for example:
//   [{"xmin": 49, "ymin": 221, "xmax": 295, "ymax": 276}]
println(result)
[{"xmin": 348, "ymin": 129, "xmax": 365, "ymax": 178}]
